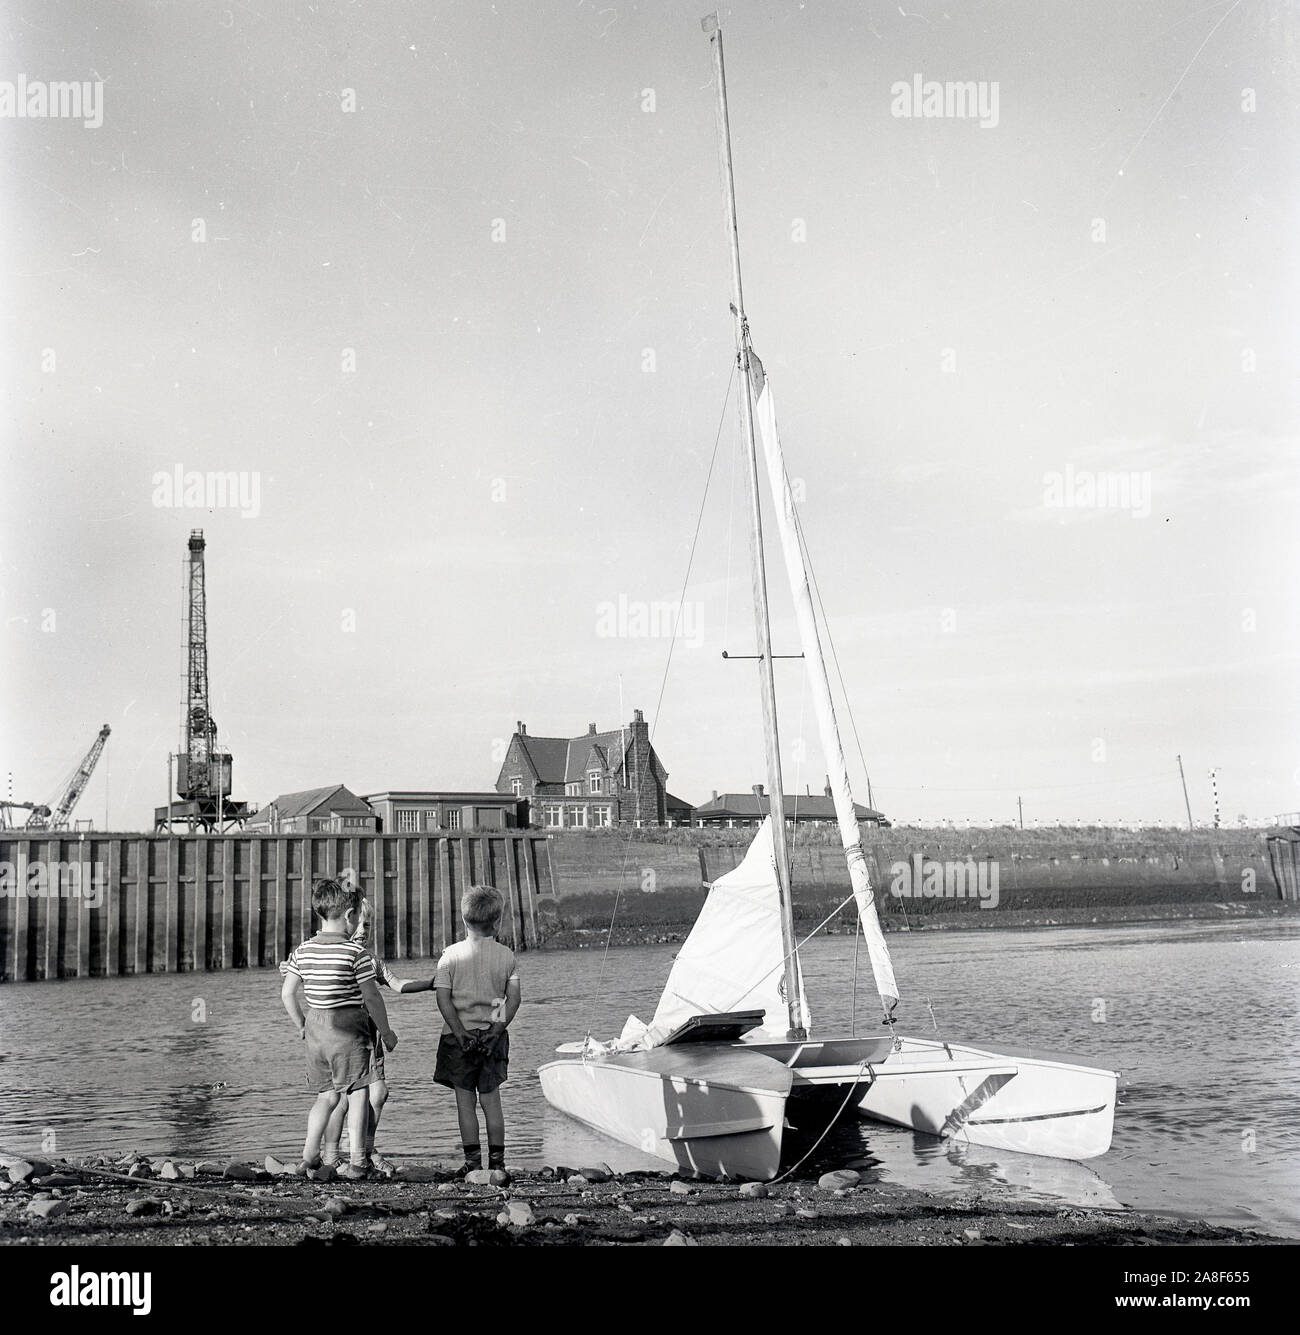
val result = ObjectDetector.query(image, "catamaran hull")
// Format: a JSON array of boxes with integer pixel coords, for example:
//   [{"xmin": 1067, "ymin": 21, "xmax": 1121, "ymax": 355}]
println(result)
[
  {"xmin": 853, "ymin": 1037, "xmax": 1118, "ymax": 1160},
  {"xmin": 539, "ymin": 1046, "xmax": 793, "ymax": 1181}
]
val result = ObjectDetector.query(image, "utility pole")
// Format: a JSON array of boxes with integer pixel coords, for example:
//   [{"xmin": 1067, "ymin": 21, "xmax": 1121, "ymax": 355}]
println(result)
[
  {"xmin": 1177, "ymin": 755, "xmax": 1193, "ymax": 830},
  {"xmin": 1209, "ymin": 767, "xmax": 1220, "ymax": 830},
  {"xmin": 1017, "ymin": 795, "xmax": 1024, "ymax": 829}
]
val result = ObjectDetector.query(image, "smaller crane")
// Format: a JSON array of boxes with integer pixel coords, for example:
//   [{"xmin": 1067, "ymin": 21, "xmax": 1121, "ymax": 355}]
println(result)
[
  {"xmin": 32, "ymin": 725, "xmax": 112, "ymax": 830},
  {"xmin": 1, "ymin": 725, "xmax": 111, "ymax": 832}
]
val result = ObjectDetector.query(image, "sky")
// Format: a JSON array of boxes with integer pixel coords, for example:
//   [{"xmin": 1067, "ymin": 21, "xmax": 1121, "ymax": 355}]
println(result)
[{"xmin": 1, "ymin": 0, "xmax": 1296, "ymax": 829}]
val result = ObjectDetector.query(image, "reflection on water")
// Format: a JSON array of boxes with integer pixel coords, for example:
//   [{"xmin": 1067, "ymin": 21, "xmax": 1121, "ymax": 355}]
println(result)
[{"xmin": 0, "ymin": 919, "xmax": 1296, "ymax": 1236}]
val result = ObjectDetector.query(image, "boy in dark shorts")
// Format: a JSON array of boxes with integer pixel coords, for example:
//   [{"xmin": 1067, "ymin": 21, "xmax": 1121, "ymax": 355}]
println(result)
[
  {"xmin": 281, "ymin": 878, "xmax": 398, "ymax": 1180},
  {"xmin": 434, "ymin": 885, "xmax": 521, "ymax": 1175}
]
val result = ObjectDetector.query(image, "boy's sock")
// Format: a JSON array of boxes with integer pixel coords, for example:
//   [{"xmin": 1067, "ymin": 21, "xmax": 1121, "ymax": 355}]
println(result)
[{"xmin": 487, "ymin": 1146, "xmax": 505, "ymax": 1170}]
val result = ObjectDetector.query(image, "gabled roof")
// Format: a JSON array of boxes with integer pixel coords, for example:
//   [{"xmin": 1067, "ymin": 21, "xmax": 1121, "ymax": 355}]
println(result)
[
  {"xmin": 247, "ymin": 784, "xmax": 371, "ymax": 824},
  {"xmin": 515, "ymin": 735, "xmax": 570, "ymax": 784},
  {"xmin": 693, "ymin": 792, "xmax": 886, "ymax": 822},
  {"xmin": 566, "ymin": 730, "xmax": 629, "ymax": 782},
  {"xmin": 515, "ymin": 729, "xmax": 637, "ymax": 784}
]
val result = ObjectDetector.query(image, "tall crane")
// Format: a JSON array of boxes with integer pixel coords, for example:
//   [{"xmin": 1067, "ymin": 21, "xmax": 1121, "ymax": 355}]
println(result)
[
  {"xmin": 1, "ymin": 725, "xmax": 111, "ymax": 831},
  {"xmin": 156, "ymin": 529, "xmax": 247, "ymax": 831}
]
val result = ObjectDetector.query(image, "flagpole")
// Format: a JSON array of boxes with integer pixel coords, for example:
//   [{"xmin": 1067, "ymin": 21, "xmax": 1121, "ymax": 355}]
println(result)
[{"xmin": 703, "ymin": 13, "xmax": 805, "ymax": 1040}]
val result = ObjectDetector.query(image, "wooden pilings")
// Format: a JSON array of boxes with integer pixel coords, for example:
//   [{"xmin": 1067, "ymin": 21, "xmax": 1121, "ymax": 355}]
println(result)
[{"xmin": 0, "ymin": 831, "xmax": 556, "ymax": 982}]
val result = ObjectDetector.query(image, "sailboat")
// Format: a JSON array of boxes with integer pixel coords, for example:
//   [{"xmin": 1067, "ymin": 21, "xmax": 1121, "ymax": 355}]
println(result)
[{"xmin": 538, "ymin": 15, "xmax": 1118, "ymax": 1181}]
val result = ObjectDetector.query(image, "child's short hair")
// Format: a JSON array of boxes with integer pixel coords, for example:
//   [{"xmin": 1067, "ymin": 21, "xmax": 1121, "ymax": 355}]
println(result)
[
  {"xmin": 312, "ymin": 877, "xmax": 358, "ymax": 920},
  {"xmin": 461, "ymin": 884, "xmax": 504, "ymax": 929}
]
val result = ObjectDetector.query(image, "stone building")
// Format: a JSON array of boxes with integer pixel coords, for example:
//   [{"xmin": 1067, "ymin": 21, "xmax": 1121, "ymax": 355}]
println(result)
[{"xmin": 494, "ymin": 710, "xmax": 691, "ymax": 828}]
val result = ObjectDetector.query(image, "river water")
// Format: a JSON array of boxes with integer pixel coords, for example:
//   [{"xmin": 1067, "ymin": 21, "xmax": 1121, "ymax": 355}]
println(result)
[{"xmin": 0, "ymin": 920, "xmax": 1295, "ymax": 1237}]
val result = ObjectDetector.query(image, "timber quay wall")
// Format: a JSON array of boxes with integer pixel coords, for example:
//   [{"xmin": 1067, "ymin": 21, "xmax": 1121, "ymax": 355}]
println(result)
[{"xmin": 0, "ymin": 831, "xmax": 556, "ymax": 983}]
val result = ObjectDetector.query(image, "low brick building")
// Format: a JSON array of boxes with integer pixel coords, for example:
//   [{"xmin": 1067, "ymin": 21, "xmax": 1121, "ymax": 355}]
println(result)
[
  {"xmin": 362, "ymin": 791, "xmax": 527, "ymax": 834},
  {"xmin": 495, "ymin": 710, "xmax": 690, "ymax": 828},
  {"xmin": 244, "ymin": 784, "xmax": 377, "ymax": 835}
]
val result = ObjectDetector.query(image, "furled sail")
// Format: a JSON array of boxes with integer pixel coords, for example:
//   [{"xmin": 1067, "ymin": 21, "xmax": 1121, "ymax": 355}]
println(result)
[
  {"xmin": 748, "ymin": 351, "xmax": 900, "ymax": 1013},
  {"xmin": 639, "ymin": 817, "xmax": 810, "ymax": 1045}
]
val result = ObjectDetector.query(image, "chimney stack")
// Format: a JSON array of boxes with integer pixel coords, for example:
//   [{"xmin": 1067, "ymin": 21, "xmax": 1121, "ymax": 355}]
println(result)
[
  {"xmin": 824, "ymin": 774, "xmax": 833, "ymax": 799},
  {"xmin": 754, "ymin": 783, "xmax": 765, "ymax": 797},
  {"xmin": 588, "ymin": 723, "xmax": 597, "ymax": 735},
  {"xmin": 633, "ymin": 708, "xmax": 644, "ymax": 723},
  {"xmin": 712, "ymin": 790, "xmax": 718, "ymax": 802},
  {"xmin": 516, "ymin": 721, "xmax": 526, "ymax": 736}
]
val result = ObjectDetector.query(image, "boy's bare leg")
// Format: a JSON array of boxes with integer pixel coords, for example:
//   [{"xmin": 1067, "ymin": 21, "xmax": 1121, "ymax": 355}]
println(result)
[
  {"xmin": 321, "ymin": 1096, "xmax": 347, "ymax": 1164},
  {"xmin": 365, "ymin": 1081, "xmax": 388, "ymax": 1154},
  {"xmin": 345, "ymin": 1087, "xmax": 370, "ymax": 1167},
  {"xmin": 454, "ymin": 1087, "xmax": 482, "ymax": 1170},
  {"xmin": 481, "ymin": 1088, "xmax": 505, "ymax": 1168},
  {"xmin": 304, "ymin": 1090, "xmax": 342, "ymax": 1165}
]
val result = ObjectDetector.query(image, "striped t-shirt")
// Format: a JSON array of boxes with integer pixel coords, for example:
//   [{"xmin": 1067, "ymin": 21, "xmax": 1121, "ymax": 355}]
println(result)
[{"xmin": 285, "ymin": 932, "xmax": 376, "ymax": 1008}]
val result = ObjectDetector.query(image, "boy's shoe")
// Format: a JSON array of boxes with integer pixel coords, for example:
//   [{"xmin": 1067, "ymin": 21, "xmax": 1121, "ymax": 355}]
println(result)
[
  {"xmin": 292, "ymin": 1160, "xmax": 319, "ymax": 1178},
  {"xmin": 368, "ymin": 1153, "xmax": 398, "ymax": 1179},
  {"xmin": 335, "ymin": 1161, "xmax": 370, "ymax": 1182}
]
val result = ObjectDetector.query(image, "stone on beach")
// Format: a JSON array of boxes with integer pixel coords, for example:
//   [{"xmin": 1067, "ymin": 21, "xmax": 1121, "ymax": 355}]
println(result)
[
  {"xmin": 738, "ymin": 1182, "xmax": 769, "ymax": 1198},
  {"xmin": 669, "ymin": 1180, "xmax": 694, "ymax": 1196},
  {"xmin": 818, "ymin": 1169, "xmax": 860, "ymax": 1192},
  {"xmin": 8, "ymin": 1160, "xmax": 53, "ymax": 1185},
  {"xmin": 465, "ymin": 1169, "xmax": 493, "ymax": 1186},
  {"xmin": 159, "ymin": 1161, "xmax": 181, "ymax": 1180},
  {"xmin": 265, "ymin": 1156, "xmax": 295, "ymax": 1177},
  {"xmin": 577, "ymin": 1165, "xmax": 613, "ymax": 1183},
  {"xmin": 126, "ymin": 1197, "xmax": 167, "ymax": 1217},
  {"xmin": 126, "ymin": 1161, "xmax": 153, "ymax": 1179},
  {"xmin": 33, "ymin": 1171, "xmax": 82, "ymax": 1188},
  {"xmin": 488, "ymin": 1168, "xmax": 511, "ymax": 1186},
  {"xmin": 502, "ymin": 1201, "xmax": 535, "ymax": 1228},
  {"xmin": 663, "ymin": 1229, "xmax": 697, "ymax": 1246},
  {"xmin": 27, "ymin": 1198, "xmax": 69, "ymax": 1219}
]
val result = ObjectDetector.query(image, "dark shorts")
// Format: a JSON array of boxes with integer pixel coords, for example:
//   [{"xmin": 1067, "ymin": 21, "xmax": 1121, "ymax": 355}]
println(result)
[
  {"xmin": 304, "ymin": 1005, "xmax": 380, "ymax": 1094},
  {"xmin": 364, "ymin": 1017, "xmax": 387, "ymax": 1083},
  {"xmin": 434, "ymin": 1029, "xmax": 509, "ymax": 1094}
]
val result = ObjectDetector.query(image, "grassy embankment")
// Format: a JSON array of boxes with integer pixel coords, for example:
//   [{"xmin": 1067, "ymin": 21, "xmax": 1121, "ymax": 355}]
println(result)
[{"xmin": 537, "ymin": 826, "xmax": 1295, "ymax": 946}]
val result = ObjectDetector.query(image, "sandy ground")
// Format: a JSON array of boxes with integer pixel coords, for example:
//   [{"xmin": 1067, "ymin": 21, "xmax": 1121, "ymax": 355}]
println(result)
[{"xmin": 0, "ymin": 1154, "xmax": 1291, "ymax": 1248}]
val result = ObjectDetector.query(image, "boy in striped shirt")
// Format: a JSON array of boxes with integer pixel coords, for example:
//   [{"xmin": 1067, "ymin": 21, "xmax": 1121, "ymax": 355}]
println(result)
[{"xmin": 281, "ymin": 878, "xmax": 399, "ymax": 1179}]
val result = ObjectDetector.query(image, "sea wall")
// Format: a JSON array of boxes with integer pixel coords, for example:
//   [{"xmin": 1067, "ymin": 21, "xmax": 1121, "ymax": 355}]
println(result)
[{"xmin": 0, "ymin": 831, "xmax": 555, "ymax": 982}]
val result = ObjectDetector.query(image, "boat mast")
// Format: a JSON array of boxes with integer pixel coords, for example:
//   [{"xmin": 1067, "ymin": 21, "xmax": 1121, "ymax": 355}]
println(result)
[{"xmin": 704, "ymin": 12, "xmax": 806, "ymax": 1041}]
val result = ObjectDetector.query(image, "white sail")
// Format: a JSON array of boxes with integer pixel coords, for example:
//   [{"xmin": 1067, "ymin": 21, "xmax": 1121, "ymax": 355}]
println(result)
[
  {"xmin": 641, "ymin": 817, "xmax": 810, "ymax": 1045},
  {"xmin": 748, "ymin": 352, "xmax": 900, "ymax": 1011}
]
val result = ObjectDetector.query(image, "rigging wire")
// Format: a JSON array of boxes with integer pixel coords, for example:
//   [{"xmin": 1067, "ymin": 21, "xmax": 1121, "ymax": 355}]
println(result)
[
  {"xmin": 649, "ymin": 362, "xmax": 736, "ymax": 743},
  {"xmin": 589, "ymin": 368, "xmax": 737, "ymax": 1043}
]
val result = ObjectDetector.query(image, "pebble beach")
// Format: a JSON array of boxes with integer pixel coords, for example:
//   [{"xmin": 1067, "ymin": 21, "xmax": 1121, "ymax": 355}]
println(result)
[{"xmin": 0, "ymin": 1151, "xmax": 1291, "ymax": 1248}]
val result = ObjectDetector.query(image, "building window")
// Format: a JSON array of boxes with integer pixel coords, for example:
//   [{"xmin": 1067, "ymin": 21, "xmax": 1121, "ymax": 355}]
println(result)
[
  {"xmin": 544, "ymin": 805, "xmax": 563, "ymax": 829},
  {"xmin": 588, "ymin": 771, "xmax": 602, "ymax": 794},
  {"xmin": 593, "ymin": 805, "xmax": 612, "ymax": 828},
  {"xmin": 396, "ymin": 809, "xmax": 419, "ymax": 833},
  {"xmin": 566, "ymin": 805, "xmax": 587, "ymax": 829},
  {"xmin": 566, "ymin": 782, "xmax": 581, "ymax": 797},
  {"xmin": 511, "ymin": 778, "xmax": 522, "ymax": 797},
  {"xmin": 447, "ymin": 810, "xmax": 462, "ymax": 831}
]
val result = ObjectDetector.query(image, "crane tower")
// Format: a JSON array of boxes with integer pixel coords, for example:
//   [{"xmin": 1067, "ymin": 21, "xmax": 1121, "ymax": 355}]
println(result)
[{"xmin": 156, "ymin": 529, "xmax": 248, "ymax": 831}]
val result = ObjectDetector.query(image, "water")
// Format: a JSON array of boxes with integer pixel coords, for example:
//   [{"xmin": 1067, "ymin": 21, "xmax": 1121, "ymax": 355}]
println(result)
[{"xmin": 0, "ymin": 920, "xmax": 1296, "ymax": 1237}]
